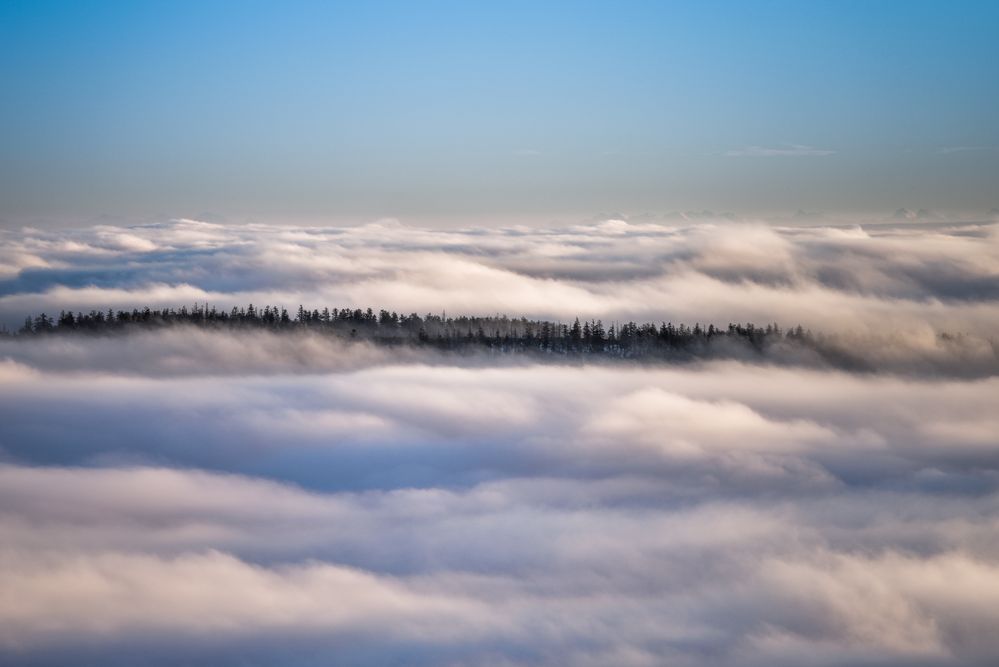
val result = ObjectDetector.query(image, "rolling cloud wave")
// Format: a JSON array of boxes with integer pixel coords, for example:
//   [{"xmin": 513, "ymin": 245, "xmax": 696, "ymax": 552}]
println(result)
[{"xmin": 1, "ymin": 218, "xmax": 998, "ymax": 665}]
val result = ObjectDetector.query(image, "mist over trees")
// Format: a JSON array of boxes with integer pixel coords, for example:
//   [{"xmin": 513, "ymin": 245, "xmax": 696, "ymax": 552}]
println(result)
[{"xmin": 7, "ymin": 301, "xmax": 856, "ymax": 365}]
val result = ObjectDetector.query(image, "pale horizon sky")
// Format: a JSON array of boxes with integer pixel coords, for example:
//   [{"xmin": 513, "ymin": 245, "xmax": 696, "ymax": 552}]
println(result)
[{"xmin": 2, "ymin": 0, "xmax": 998, "ymax": 226}]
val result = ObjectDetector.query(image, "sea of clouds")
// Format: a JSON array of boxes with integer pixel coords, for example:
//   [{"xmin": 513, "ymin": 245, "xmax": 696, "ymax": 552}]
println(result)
[{"xmin": 0, "ymin": 218, "xmax": 998, "ymax": 666}]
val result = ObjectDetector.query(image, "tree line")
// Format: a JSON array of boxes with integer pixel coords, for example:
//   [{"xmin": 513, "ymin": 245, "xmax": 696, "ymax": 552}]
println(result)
[{"xmin": 12, "ymin": 303, "xmax": 820, "ymax": 360}]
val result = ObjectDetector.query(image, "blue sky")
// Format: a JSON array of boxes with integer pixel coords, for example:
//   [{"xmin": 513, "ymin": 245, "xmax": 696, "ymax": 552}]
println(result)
[{"xmin": 1, "ymin": 0, "xmax": 997, "ymax": 224}]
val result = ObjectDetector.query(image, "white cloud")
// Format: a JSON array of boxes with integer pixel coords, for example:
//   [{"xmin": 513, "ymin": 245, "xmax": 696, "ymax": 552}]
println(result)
[
  {"xmin": 724, "ymin": 144, "xmax": 836, "ymax": 157},
  {"xmin": 2, "ymin": 219, "xmax": 998, "ymax": 346},
  {"xmin": 2, "ymin": 462, "xmax": 999, "ymax": 664},
  {"xmin": 938, "ymin": 146, "xmax": 994, "ymax": 154},
  {"xmin": 2, "ymin": 219, "xmax": 998, "ymax": 665}
]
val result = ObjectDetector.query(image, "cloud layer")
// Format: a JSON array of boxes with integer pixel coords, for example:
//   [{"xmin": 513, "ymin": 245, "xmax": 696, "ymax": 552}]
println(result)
[
  {"xmin": 1, "ymin": 219, "xmax": 998, "ymax": 665},
  {"xmin": 2, "ymin": 339, "xmax": 999, "ymax": 665},
  {"xmin": 2, "ymin": 218, "xmax": 998, "ymax": 336}
]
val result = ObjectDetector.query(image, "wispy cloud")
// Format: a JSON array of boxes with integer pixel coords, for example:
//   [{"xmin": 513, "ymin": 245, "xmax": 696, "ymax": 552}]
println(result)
[
  {"xmin": 725, "ymin": 144, "xmax": 836, "ymax": 157},
  {"xmin": 938, "ymin": 145, "xmax": 994, "ymax": 154}
]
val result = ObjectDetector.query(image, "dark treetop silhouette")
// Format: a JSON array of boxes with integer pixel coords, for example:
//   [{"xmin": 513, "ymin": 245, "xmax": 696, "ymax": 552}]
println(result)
[{"xmin": 12, "ymin": 302, "xmax": 859, "ymax": 366}]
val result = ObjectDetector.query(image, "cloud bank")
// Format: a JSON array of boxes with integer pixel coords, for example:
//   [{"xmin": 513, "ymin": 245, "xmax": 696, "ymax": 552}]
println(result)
[
  {"xmin": 724, "ymin": 144, "xmax": 837, "ymax": 157},
  {"xmin": 1, "ymin": 218, "xmax": 998, "ymax": 665},
  {"xmin": 2, "ymin": 218, "xmax": 998, "ymax": 336}
]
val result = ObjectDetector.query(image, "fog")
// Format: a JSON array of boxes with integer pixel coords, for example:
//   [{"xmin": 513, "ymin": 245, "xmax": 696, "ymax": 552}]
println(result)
[
  {"xmin": 1, "ymin": 219, "xmax": 998, "ymax": 665},
  {"xmin": 2, "ymin": 218, "xmax": 998, "ymax": 334}
]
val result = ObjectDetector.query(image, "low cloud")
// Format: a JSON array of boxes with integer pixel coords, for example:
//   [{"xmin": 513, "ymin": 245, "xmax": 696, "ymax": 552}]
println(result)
[
  {"xmin": 1, "ymin": 219, "xmax": 998, "ymax": 665},
  {"xmin": 939, "ymin": 146, "xmax": 994, "ymax": 155},
  {"xmin": 2, "ymin": 461, "xmax": 999, "ymax": 665},
  {"xmin": 1, "ymin": 219, "xmax": 998, "ymax": 340},
  {"xmin": 724, "ymin": 144, "xmax": 836, "ymax": 157}
]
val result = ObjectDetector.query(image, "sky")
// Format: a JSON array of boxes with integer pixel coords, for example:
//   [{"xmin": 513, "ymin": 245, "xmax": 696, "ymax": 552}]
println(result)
[
  {"xmin": 3, "ymin": 3, "xmax": 999, "ymax": 665},
  {"xmin": 2, "ymin": 0, "xmax": 998, "ymax": 225}
]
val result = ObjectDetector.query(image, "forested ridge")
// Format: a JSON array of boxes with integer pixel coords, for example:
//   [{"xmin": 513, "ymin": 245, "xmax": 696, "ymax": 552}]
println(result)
[{"xmin": 7, "ymin": 302, "xmax": 850, "ymax": 362}]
